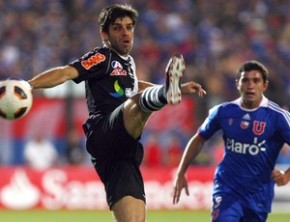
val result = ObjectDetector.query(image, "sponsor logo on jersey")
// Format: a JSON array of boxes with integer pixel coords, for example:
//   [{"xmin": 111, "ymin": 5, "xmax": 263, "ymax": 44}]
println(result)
[
  {"xmin": 110, "ymin": 61, "xmax": 127, "ymax": 76},
  {"xmin": 109, "ymin": 80, "xmax": 124, "ymax": 98},
  {"xmin": 81, "ymin": 53, "xmax": 106, "ymax": 70},
  {"xmin": 242, "ymin": 113, "xmax": 251, "ymax": 120},
  {"xmin": 240, "ymin": 121, "xmax": 249, "ymax": 129},
  {"xmin": 240, "ymin": 114, "xmax": 251, "ymax": 129},
  {"xmin": 226, "ymin": 137, "xmax": 266, "ymax": 155},
  {"xmin": 253, "ymin": 121, "xmax": 266, "ymax": 135}
]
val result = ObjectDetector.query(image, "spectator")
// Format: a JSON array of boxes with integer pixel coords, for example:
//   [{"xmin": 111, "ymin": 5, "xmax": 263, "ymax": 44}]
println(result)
[
  {"xmin": 23, "ymin": 134, "xmax": 58, "ymax": 170},
  {"xmin": 64, "ymin": 129, "xmax": 86, "ymax": 165},
  {"xmin": 143, "ymin": 133, "xmax": 162, "ymax": 167},
  {"xmin": 165, "ymin": 135, "xmax": 182, "ymax": 167}
]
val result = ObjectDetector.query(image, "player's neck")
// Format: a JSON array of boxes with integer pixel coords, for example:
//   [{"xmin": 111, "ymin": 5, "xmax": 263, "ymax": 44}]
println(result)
[
  {"xmin": 241, "ymin": 99, "xmax": 261, "ymax": 109},
  {"xmin": 103, "ymin": 42, "xmax": 130, "ymax": 58}
]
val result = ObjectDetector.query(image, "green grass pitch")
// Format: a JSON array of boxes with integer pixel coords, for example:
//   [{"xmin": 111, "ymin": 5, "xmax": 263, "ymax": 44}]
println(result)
[{"xmin": 2, "ymin": 210, "xmax": 289, "ymax": 222}]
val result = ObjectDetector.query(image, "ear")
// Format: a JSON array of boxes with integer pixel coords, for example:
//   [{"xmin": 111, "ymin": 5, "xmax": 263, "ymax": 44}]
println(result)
[
  {"xmin": 100, "ymin": 30, "xmax": 108, "ymax": 41},
  {"xmin": 263, "ymin": 81, "xmax": 269, "ymax": 91},
  {"xmin": 235, "ymin": 79, "xmax": 240, "ymax": 90}
]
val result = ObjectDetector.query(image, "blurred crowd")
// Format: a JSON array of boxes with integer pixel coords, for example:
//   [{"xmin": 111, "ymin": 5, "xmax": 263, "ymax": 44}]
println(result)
[{"xmin": 1, "ymin": 0, "xmax": 290, "ymax": 166}]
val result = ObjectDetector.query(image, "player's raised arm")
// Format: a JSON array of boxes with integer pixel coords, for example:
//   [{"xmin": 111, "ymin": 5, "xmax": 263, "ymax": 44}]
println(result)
[
  {"xmin": 28, "ymin": 65, "xmax": 78, "ymax": 89},
  {"xmin": 181, "ymin": 81, "xmax": 206, "ymax": 97}
]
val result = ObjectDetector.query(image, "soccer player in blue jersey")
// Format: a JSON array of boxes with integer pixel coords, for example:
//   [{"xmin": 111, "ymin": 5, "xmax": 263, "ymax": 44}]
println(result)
[{"xmin": 172, "ymin": 60, "xmax": 290, "ymax": 222}]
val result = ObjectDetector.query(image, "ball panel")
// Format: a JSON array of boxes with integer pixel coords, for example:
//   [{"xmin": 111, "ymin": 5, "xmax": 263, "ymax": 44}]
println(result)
[
  {"xmin": 0, "ymin": 86, "xmax": 5, "ymax": 99},
  {"xmin": 14, "ymin": 107, "xmax": 28, "ymax": 119},
  {"xmin": 0, "ymin": 108, "xmax": 6, "ymax": 118},
  {"xmin": 14, "ymin": 86, "xmax": 28, "ymax": 100}
]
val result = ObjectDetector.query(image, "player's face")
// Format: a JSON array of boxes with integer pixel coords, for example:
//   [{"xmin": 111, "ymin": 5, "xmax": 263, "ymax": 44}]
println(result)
[
  {"xmin": 236, "ymin": 70, "xmax": 268, "ymax": 109},
  {"xmin": 101, "ymin": 17, "xmax": 134, "ymax": 56}
]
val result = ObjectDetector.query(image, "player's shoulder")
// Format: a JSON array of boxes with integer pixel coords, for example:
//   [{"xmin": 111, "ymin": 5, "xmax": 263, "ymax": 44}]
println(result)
[
  {"xmin": 267, "ymin": 100, "xmax": 290, "ymax": 120},
  {"xmin": 96, "ymin": 47, "xmax": 130, "ymax": 62},
  {"xmin": 90, "ymin": 46, "xmax": 111, "ymax": 56},
  {"xmin": 77, "ymin": 46, "xmax": 109, "ymax": 61}
]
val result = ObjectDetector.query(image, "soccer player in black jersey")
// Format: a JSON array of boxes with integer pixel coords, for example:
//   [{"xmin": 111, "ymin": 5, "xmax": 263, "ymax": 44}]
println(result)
[{"xmin": 28, "ymin": 4, "xmax": 206, "ymax": 222}]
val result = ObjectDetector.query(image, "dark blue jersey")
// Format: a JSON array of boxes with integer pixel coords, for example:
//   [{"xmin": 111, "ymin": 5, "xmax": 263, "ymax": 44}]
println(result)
[
  {"xmin": 199, "ymin": 96, "xmax": 290, "ymax": 212},
  {"xmin": 70, "ymin": 46, "xmax": 138, "ymax": 116}
]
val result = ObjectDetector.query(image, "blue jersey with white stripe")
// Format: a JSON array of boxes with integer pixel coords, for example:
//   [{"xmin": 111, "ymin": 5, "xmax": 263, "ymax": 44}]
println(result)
[{"xmin": 199, "ymin": 96, "xmax": 290, "ymax": 213}]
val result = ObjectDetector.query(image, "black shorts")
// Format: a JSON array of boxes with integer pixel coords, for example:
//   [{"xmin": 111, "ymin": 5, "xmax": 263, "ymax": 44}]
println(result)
[{"xmin": 84, "ymin": 104, "xmax": 145, "ymax": 209}]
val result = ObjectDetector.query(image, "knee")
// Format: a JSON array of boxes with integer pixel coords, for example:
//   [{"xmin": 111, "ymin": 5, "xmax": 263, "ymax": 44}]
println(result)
[{"xmin": 112, "ymin": 196, "xmax": 146, "ymax": 222}]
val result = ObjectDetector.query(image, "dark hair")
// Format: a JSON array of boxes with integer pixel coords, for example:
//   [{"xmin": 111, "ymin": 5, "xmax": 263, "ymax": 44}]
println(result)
[
  {"xmin": 98, "ymin": 4, "xmax": 138, "ymax": 33},
  {"xmin": 236, "ymin": 60, "xmax": 269, "ymax": 83}
]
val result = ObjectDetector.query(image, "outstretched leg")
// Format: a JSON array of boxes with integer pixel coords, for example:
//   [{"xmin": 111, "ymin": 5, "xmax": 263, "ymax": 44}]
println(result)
[
  {"xmin": 124, "ymin": 54, "xmax": 185, "ymax": 139},
  {"xmin": 111, "ymin": 55, "xmax": 185, "ymax": 222}
]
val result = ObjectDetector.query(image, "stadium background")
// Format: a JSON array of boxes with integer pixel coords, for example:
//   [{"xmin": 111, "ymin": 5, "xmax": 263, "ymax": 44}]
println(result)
[{"xmin": 0, "ymin": 0, "xmax": 290, "ymax": 218}]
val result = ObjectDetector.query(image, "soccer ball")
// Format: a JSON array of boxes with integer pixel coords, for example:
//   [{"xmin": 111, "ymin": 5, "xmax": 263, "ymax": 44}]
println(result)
[{"xmin": 0, "ymin": 79, "xmax": 33, "ymax": 120}]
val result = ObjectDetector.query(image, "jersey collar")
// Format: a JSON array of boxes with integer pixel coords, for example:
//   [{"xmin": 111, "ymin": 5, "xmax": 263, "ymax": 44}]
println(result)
[{"xmin": 234, "ymin": 95, "xmax": 269, "ymax": 111}]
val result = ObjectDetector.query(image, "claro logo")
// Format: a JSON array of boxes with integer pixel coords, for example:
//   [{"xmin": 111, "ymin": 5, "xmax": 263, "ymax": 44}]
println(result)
[{"xmin": 226, "ymin": 137, "xmax": 266, "ymax": 155}]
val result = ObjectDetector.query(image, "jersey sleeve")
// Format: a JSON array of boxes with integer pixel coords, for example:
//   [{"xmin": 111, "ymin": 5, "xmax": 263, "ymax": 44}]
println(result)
[
  {"xmin": 69, "ymin": 47, "xmax": 109, "ymax": 84},
  {"xmin": 198, "ymin": 104, "xmax": 222, "ymax": 140},
  {"xmin": 278, "ymin": 110, "xmax": 290, "ymax": 145}
]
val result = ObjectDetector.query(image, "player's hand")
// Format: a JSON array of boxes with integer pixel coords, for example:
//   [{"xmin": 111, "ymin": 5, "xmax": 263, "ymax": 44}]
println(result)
[
  {"xmin": 172, "ymin": 173, "xmax": 190, "ymax": 204},
  {"xmin": 181, "ymin": 81, "xmax": 206, "ymax": 97},
  {"xmin": 272, "ymin": 169, "xmax": 290, "ymax": 186}
]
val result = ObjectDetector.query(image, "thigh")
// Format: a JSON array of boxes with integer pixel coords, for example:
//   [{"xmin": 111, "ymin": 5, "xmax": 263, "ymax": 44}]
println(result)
[
  {"xmin": 211, "ymin": 193, "xmax": 243, "ymax": 222},
  {"xmin": 241, "ymin": 208, "xmax": 268, "ymax": 222},
  {"xmin": 112, "ymin": 196, "xmax": 146, "ymax": 222},
  {"xmin": 93, "ymin": 158, "xmax": 146, "ymax": 209},
  {"xmin": 123, "ymin": 95, "xmax": 151, "ymax": 139},
  {"xmin": 87, "ymin": 104, "xmax": 143, "ymax": 162}
]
